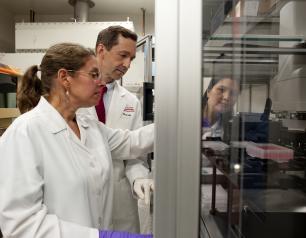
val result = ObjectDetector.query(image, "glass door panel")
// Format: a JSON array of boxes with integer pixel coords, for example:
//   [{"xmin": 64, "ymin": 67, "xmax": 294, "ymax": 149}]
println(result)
[{"xmin": 201, "ymin": 0, "xmax": 306, "ymax": 237}]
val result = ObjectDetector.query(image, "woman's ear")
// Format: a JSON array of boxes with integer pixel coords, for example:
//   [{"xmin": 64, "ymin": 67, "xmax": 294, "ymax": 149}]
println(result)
[{"xmin": 58, "ymin": 68, "xmax": 70, "ymax": 89}]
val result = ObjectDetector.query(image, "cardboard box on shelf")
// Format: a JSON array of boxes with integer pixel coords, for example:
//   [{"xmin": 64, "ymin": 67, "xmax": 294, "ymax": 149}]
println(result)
[
  {"xmin": 237, "ymin": 0, "xmax": 280, "ymax": 16},
  {"xmin": 0, "ymin": 108, "xmax": 20, "ymax": 130},
  {"xmin": 0, "ymin": 108, "xmax": 20, "ymax": 118},
  {"xmin": 258, "ymin": 0, "xmax": 280, "ymax": 14},
  {"xmin": 241, "ymin": 0, "xmax": 260, "ymax": 16}
]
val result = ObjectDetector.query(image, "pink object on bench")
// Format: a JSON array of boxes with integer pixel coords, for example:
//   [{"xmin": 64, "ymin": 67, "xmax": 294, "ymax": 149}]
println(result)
[{"xmin": 246, "ymin": 143, "xmax": 294, "ymax": 161}]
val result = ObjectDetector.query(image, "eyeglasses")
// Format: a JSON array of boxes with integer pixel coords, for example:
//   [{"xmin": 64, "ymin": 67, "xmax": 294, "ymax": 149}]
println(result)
[{"xmin": 67, "ymin": 70, "xmax": 101, "ymax": 80}]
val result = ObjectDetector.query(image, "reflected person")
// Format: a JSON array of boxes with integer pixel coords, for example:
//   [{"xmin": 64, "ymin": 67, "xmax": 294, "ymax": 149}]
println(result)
[{"xmin": 202, "ymin": 75, "xmax": 239, "ymax": 140}]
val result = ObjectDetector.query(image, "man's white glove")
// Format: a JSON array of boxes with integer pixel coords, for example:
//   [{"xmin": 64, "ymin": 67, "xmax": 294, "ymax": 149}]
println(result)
[{"xmin": 133, "ymin": 178, "xmax": 154, "ymax": 205}]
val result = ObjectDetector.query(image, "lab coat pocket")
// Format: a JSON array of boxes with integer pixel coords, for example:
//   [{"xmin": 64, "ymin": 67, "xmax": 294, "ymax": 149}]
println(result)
[
  {"xmin": 121, "ymin": 105, "xmax": 135, "ymax": 118},
  {"xmin": 118, "ymin": 111, "xmax": 135, "ymax": 128},
  {"xmin": 113, "ymin": 177, "xmax": 138, "ymax": 221},
  {"xmin": 122, "ymin": 112, "xmax": 133, "ymax": 117}
]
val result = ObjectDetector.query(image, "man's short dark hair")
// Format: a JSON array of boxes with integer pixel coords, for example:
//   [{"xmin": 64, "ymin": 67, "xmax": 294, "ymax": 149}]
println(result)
[{"xmin": 95, "ymin": 26, "xmax": 138, "ymax": 51}]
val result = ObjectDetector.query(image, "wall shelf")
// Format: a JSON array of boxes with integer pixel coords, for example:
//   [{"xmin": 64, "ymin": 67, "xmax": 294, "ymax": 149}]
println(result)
[{"xmin": 209, "ymin": 34, "xmax": 304, "ymax": 42}]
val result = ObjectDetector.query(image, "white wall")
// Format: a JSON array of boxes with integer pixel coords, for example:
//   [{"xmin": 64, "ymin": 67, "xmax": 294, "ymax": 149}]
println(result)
[
  {"xmin": 271, "ymin": 1, "xmax": 306, "ymax": 111},
  {"xmin": 14, "ymin": 13, "xmax": 155, "ymax": 37},
  {"xmin": 0, "ymin": 7, "xmax": 154, "ymax": 52},
  {"xmin": 236, "ymin": 84, "xmax": 268, "ymax": 113},
  {"xmin": 0, "ymin": 6, "xmax": 15, "ymax": 52},
  {"xmin": 90, "ymin": 13, "xmax": 155, "ymax": 36},
  {"xmin": 0, "ymin": 53, "xmax": 44, "ymax": 74},
  {"xmin": 251, "ymin": 84, "xmax": 268, "ymax": 112}
]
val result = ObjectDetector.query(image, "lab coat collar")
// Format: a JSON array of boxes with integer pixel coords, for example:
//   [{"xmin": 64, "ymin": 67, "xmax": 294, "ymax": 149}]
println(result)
[
  {"xmin": 114, "ymin": 80, "xmax": 126, "ymax": 97},
  {"xmin": 106, "ymin": 80, "xmax": 116, "ymax": 91},
  {"xmin": 36, "ymin": 97, "xmax": 89, "ymax": 134},
  {"xmin": 76, "ymin": 114, "xmax": 90, "ymax": 128}
]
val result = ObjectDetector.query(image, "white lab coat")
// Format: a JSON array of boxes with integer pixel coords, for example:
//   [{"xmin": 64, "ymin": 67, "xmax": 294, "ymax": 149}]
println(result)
[
  {"xmin": 202, "ymin": 119, "xmax": 223, "ymax": 140},
  {"xmin": 79, "ymin": 81, "xmax": 149, "ymax": 232},
  {"xmin": 0, "ymin": 97, "xmax": 154, "ymax": 238}
]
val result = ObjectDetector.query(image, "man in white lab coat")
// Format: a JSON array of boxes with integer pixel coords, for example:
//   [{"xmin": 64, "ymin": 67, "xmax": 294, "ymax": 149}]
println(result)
[{"xmin": 84, "ymin": 26, "xmax": 153, "ymax": 233}]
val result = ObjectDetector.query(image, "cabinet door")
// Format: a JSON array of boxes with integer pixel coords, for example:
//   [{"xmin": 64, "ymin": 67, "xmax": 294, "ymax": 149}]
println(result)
[{"xmin": 201, "ymin": 1, "xmax": 306, "ymax": 237}]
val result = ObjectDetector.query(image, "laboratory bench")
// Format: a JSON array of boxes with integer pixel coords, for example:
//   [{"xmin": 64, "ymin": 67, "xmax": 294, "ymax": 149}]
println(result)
[{"xmin": 201, "ymin": 141, "xmax": 306, "ymax": 238}]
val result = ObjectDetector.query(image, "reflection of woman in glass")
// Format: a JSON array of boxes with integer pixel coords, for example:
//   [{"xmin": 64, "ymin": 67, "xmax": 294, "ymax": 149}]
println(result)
[{"xmin": 202, "ymin": 76, "xmax": 239, "ymax": 140}]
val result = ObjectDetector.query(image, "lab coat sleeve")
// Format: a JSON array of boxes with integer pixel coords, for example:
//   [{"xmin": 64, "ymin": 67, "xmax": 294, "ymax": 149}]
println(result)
[
  {"xmin": 0, "ymin": 127, "xmax": 98, "ymax": 238},
  {"xmin": 125, "ymin": 100, "xmax": 150, "ymax": 186},
  {"xmin": 125, "ymin": 159, "xmax": 149, "ymax": 188},
  {"xmin": 106, "ymin": 123, "xmax": 154, "ymax": 161}
]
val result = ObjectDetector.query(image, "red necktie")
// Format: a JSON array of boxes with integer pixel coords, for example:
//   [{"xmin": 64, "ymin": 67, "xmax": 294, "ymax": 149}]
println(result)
[{"xmin": 95, "ymin": 86, "xmax": 108, "ymax": 123}]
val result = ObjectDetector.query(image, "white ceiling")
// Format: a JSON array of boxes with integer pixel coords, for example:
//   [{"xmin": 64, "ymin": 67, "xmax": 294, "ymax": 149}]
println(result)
[{"xmin": 0, "ymin": 0, "xmax": 155, "ymax": 15}]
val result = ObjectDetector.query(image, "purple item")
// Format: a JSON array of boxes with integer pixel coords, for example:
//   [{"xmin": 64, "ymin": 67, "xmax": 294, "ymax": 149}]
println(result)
[
  {"xmin": 99, "ymin": 230, "xmax": 153, "ymax": 238},
  {"xmin": 202, "ymin": 113, "xmax": 222, "ymax": 128},
  {"xmin": 202, "ymin": 118, "xmax": 210, "ymax": 127}
]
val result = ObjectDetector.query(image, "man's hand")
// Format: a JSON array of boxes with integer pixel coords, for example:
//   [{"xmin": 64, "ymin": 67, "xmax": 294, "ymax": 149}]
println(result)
[{"xmin": 133, "ymin": 178, "xmax": 154, "ymax": 205}]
